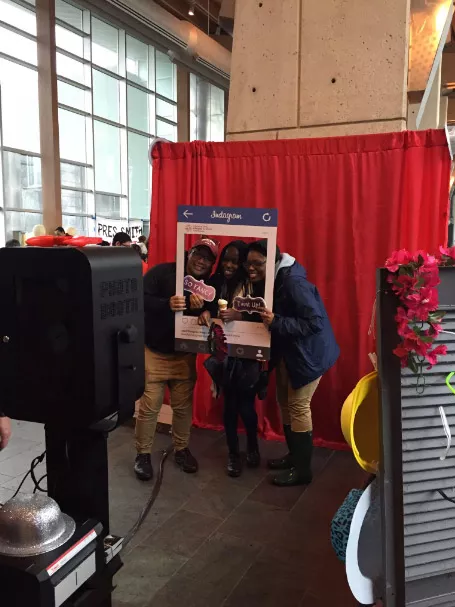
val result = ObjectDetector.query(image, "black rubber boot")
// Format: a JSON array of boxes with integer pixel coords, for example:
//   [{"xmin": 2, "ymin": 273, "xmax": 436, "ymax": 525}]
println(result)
[
  {"xmin": 267, "ymin": 424, "xmax": 293, "ymax": 470},
  {"xmin": 272, "ymin": 431, "xmax": 313, "ymax": 487}
]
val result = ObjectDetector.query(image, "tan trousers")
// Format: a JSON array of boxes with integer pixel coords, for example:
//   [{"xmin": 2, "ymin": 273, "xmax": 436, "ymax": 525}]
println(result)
[
  {"xmin": 276, "ymin": 361, "xmax": 321, "ymax": 433},
  {"xmin": 135, "ymin": 348, "xmax": 196, "ymax": 454}
]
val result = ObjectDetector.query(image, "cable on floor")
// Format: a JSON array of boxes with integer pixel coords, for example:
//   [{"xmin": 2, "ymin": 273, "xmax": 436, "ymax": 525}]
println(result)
[{"xmin": 122, "ymin": 444, "xmax": 174, "ymax": 550}]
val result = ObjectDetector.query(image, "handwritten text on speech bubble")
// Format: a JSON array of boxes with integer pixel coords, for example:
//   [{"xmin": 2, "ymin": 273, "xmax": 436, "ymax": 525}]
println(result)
[
  {"xmin": 233, "ymin": 295, "xmax": 266, "ymax": 314},
  {"xmin": 184, "ymin": 275, "xmax": 216, "ymax": 302}
]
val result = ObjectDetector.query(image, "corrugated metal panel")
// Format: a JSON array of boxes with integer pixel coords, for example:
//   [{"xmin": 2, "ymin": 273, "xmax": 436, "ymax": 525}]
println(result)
[
  {"xmin": 402, "ymin": 311, "xmax": 455, "ymax": 584},
  {"xmin": 405, "ymin": 537, "xmax": 455, "ymax": 556},
  {"xmin": 410, "ymin": 597, "xmax": 455, "ymax": 607}
]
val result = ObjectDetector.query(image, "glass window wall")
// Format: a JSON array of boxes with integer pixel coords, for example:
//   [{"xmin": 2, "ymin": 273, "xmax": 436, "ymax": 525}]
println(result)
[
  {"xmin": 0, "ymin": 0, "xmax": 225, "ymax": 244},
  {"xmin": 190, "ymin": 73, "xmax": 225, "ymax": 142}
]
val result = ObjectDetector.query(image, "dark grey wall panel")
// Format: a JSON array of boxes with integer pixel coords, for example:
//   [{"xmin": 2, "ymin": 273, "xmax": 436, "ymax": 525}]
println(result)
[
  {"xmin": 377, "ymin": 267, "xmax": 455, "ymax": 606},
  {"xmin": 401, "ymin": 310, "xmax": 455, "ymax": 584}
]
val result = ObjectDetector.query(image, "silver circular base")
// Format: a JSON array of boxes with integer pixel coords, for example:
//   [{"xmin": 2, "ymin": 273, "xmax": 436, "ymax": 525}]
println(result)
[{"xmin": 0, "ymin": 513, "xmax": 76, "ymax": 557}]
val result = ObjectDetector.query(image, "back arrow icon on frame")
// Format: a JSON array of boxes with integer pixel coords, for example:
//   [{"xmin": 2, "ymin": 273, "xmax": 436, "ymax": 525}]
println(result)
[{"xmin": 183, "ymin": 210, "xmax": 193, "ymax": 219}]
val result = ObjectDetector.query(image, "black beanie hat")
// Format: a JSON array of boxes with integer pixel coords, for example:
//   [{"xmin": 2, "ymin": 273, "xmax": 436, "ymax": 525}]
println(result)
[{"xmin": 248, "ymin": 239, "xmax": 281, "ymax": 263}]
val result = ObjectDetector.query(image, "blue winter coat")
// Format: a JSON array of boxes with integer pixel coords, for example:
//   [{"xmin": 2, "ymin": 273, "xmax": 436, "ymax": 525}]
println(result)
[{"xmin": 270, "ymin": 256, "xmax": 339, "ymax": 389}]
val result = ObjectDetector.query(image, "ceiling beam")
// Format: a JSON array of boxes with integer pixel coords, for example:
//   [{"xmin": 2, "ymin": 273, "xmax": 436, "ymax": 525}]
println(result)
[{"xmin": 153, "ymin": 0, "xmax": 223, "ymax": 35}]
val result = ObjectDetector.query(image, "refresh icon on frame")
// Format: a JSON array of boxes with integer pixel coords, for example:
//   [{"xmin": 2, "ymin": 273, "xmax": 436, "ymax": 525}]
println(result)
[{"xmin": 262, "ymin": 212, "xmax": 272, "ymax": 223}]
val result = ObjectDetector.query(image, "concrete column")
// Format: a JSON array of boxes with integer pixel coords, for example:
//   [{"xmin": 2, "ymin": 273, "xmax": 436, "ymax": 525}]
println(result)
[
  {"xmin": 177, "ymin": 65, "xmax": 190, "ymax": 142},
  {"xmin": 36, "ymin": 0, "xmax": 62, "ymax": 232},
  {"xmin": 227, "ymin": 0, "xmax": 410, "ymax": 141}
]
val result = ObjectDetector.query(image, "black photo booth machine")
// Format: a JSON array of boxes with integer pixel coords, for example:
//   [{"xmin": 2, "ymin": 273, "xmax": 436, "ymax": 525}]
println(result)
[{"xmin": 0, "ymin": 246, "xmax": 145, "ymax": 607}]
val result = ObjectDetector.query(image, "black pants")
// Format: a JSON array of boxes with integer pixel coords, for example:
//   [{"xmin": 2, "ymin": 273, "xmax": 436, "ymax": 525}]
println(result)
[{"xmin": 223, "ymin": 386, "xmax": 259, "ymax": 455}]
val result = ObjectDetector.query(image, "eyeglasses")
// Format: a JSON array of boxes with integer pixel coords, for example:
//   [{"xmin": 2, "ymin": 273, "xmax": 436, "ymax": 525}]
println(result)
[
  {"xmin": 191, "ymin": 250, "xmax": 214, "ymax": 263},
  {"xmin": 244, "ymin": 260, "xmax": 266, "ymax": 270}
]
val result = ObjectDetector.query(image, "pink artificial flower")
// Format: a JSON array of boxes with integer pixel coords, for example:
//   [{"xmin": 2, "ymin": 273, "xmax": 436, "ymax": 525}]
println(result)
[
  {"xmin": 385, "ymin": 249, "xmax": 413, "ymax": 273},
  {"xmin": 404, "ymin": 336, "xmax": 430, "ymax": 357},
  {"xmin": 426, "ymin": 344, "xmax": 448, "ymax": 368},
  {"xmin": 393, "ymin": 345, "xmax": 409, "ymax": 359},
  {"xmin": 391, "ymin": 275, "xmax": 419, "ymax": 297},
  {"xmin": 397, "ymin": 322, "xmax": 422, "ymax": 342},
  {"xmin": 439, "ymin": 245, "xmax": 455, "ymax": 260},
  {"xmin": 414, "ymin": 251, "xmax": 438, "ymax": 268},
  {"xmin": 432, "ymin": 344, "xmax": 448, "ymax": 356},
  {"xmin": 420, "ymin": 268, "xmax": 441, "ymax": 288},
  {"xmin": 402, "ymin": 293, "xmax": 420, "ymax": 309},
  {"xmin": 388, "ymin": 246, "xmax": 446, "ymax": 374},
  {"xmin": 404, "ymin": 287, "xmax": 439, "ymax": 319},
  {"xmin": 395, "ymin": 307, "xmax": 411, "ymax": 335},
  {"xmin": 425, "ymin": 323, "xmax": 442, "ymax": 336},
  {"xmin": 418, "ymin": 285, "xmax": 439, "ymax": 310}
]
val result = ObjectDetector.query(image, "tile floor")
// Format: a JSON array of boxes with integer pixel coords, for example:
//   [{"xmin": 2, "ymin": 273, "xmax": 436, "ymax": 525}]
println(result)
[{"xmin": 0, "ymin": 420, "xmax": 367, "ymax": 607}]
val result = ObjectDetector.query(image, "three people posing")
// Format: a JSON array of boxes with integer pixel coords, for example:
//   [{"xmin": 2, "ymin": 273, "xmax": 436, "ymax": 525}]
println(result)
[{"xmin": 135, "ymin": 236, "xmax": 339, "ymax": 487}]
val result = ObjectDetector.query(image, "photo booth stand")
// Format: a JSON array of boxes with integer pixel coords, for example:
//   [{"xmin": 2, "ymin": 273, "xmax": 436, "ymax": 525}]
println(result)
[
  {"xmin": 0, "ymin": 246, "xmax": 145, "ymax": 607},
  {"xmin": 377, "ymin": 266, "xmax": 455, "ymax": 607}
]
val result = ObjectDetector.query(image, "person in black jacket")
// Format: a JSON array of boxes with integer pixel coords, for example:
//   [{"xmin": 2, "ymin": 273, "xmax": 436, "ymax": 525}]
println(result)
[
  {"xmin": 246, "ymin": 240, "xmax": 339, "ymax": 487},
  {"xmin": 134, "ymin": 237, "xmax": 219, "ymax": 481},
  {"xmin": 199, "ymin": 241, "xmax": 264, "ymax": 477}
]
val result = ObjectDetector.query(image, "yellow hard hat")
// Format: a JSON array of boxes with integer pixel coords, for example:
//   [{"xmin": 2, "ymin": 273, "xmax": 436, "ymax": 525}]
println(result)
[{"xmin": 341, "ymin": 371, "xmax": 379, "ymax": 474}]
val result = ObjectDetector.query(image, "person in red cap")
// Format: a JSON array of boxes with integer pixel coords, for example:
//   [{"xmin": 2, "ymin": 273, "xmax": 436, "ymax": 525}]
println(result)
[{"xmin": 134, "ymin": 237, "xmax": 219, "ymax": 481}]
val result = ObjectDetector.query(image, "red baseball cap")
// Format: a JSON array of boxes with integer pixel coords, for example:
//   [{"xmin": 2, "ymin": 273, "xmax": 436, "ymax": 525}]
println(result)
[{"xmin": 193, "ymin": 237, "xmax": 219, "ymax": 259}]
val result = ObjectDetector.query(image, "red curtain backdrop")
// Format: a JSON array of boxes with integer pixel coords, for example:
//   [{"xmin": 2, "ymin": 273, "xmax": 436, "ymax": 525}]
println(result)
[{"xmin": 149, "ymin": 130, "xmax": 450, "ymax": 449}]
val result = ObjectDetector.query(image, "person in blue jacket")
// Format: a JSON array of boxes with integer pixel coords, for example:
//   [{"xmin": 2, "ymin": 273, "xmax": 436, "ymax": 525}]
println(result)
[{"xmin": 246, "ymin": 240, "xmax": 340, "ymax": 487}]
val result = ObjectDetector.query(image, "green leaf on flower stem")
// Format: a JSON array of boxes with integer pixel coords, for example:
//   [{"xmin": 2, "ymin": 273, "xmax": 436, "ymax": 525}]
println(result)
[
  {"xmin": 399, "ymin": 266, "xmax": 414, "ymax": 277},
  {"xmin": 408, "ymin": 356, "xmax": 419, "ymax": 375},
  {"xmin": 416, "ymin": 277, "xmax": 425, "ymax": 288},
  {"xmin": 410, "ymin": 324, "xmax": 426, "ymax": 335},
  {"xmin": 428, "ymin": 311, "xmax": 446, "ymax": 323},
  {"xmin": 418, "ymin": 336, "xmax": 433, "ymax": 343}
]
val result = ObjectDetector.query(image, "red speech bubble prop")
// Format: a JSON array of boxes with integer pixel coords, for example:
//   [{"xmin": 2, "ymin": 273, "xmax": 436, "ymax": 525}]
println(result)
[
  {"xmin": 26, "ymin": 235, "xmax": 102, "ymax": 248},
  {"xmin": 233, "ymin": 295, "xmax": 266, "ymax": 314},
  {"xmin": 184, "ymin": 275, "xmax": 216, "ymax": 302},
  {"xmin": 26, "ymin": 236, "xmax": 70, "ymax": 247},
  {"xmin": 64, "ymin": 237, "xmax": 103, "ymax": 247}
]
